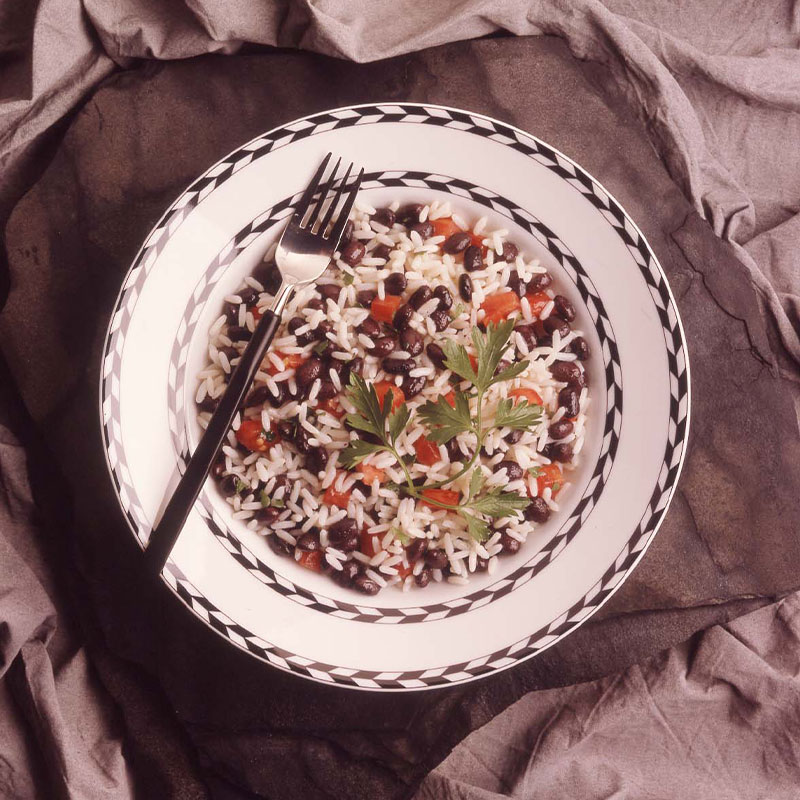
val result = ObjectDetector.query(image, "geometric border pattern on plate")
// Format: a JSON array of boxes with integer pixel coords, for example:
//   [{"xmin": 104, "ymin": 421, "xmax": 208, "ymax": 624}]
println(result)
[{"xmin": 166, "ymin": 172, "xmax": 623, "ymax": 624}]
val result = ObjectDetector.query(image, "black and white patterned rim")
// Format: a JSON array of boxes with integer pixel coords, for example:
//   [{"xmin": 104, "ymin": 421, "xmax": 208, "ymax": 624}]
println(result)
[
  {"xmin": 166, "ymin": 171, "xmax": 623, "ymax": 624},
  {"xmin": 100, "ymin": 103, "xmax": 689, "ymax": 689}
]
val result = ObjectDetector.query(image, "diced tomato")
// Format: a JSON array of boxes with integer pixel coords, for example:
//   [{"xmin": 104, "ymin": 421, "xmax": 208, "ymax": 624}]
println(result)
[
  {"xmin": 370, "ymin": 295, "xmax": 402, "ymax": 324},
  {"xmin": 537, "ymin": 463, "xmax": 563, "ymax": 496},
  {"xmin": 250, "ymin": 305, "xmax": 262, "ymax": 321},
  {"xmin": 432, "ymin": 217, "xmax": 462, "ymax": 239},
  {"xmin": 235, "ymin": 420, "xmax": 281, "ymax": 453},
  {"xmin": 323, "ymin": 474, "xmax": 352, "ymax": 508},
  {"xmin": 360, "ymin": 527, "xmax": 380, "ymax": 558},
  {"xmin": 468, "ymin": 354, "xmax": 478, "ymax": 372},
  {"xmin": 297, "ymin": 550, "xmax": 323, "ymax": 572},
  {"xmin": 358, "ymin": 463, "xmax": 387, "ymax": 484},
  {"xmin": 480, "ymin": 290, "xmax": 522, "ymax": 327},
  {"xmin": 414, "ymin": 436, "xmax": 441, "ymax": 467},
  {"xmin": 420, "ymin": 488, "xmax": 460, "ymax": 509},
  {"xmin": 265, "ymin": 351, "xmax": 304, "ymax": 375},
  {"xmin": 317, "ymin": 397, "xmax": 345, "ymax": 418},
  {"xmin": 509, "ymin": 387, "xmax": 543, "ymax": 406},
  {"xmin": 395, "ymin": 561, "xmax": 414, "ymax": 579},
  {"xmin": 469, "ymin": 231, "xmax": 488, "ymax": 256},
  {"xmin": 374, "ymin": 381, "xmax": 405, "ymax": 413},
  {"xmin": 525, "ymin": 291, "xmax": 552, "ymax": 317},
  {"xmin": 443, "ymin": 390, "xmax": 456, "ymax": 407}
]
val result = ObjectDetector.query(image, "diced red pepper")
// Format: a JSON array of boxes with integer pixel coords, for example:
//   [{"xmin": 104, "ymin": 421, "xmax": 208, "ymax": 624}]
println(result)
[
  {"xmin": 525, "ymin": 291, "xmax": 551, "ymax": 317},
  {"xmin": 432, "ymin": 217, "xmax": 462, "ymax": 239},
  {"xmin": 265, "ymin": 351, "xmax": 304, "ymax": 375},
  {"xmin": 250, "ymin": 305, "xmax": 262, "ymax": 321},
  {"xmin": 374, "ymin": 381, "xmax": 405, "ymax": 413},
  {"xmin": 395, "ymin": 561, "xmax": 414, "ymax": 579},
  {"xmin": 323, "ymin": 474, "xmax": 352, "ymax": 508},
  {"xmin": 358, "ymin": 463, "xmax": 387, "ymax": 484},
  {"xmin": 480, "ymin": 290, "xmax": 522, "ymax": 327},
  {"xmin": 235, "ymin": 420, "xmax": 281, "ymax": 453},
  {"xmin": 360, "ymin": 527, "xmax": 380, "ymax": 558},
  {"xmin": 509, "ymin": 387, "xmax": 543, "ymax": 406},
  {"xmin": 297, "ymin": 550, "xmax": 323, "ymax": 572},
  {"xmin": 317, "ymin": 397, "xmax": 345, "ymax": 418},
  {"xmin": 370, "ymin": 295, "xmax": 402, "ymax": 324},
  {"xmin": 420, "ymin": 488, "xmax": 460, "ymax": 509},
  {"xmin": 443, "ymin": 390, "xmax": 456, "ymax": 407},
  {"xmin": 469, "ymin": 231, "xmax": 488, "ymax": 256},
  {"xmin": 468, "ymin": 354, "xmax": 478, "ymax": 372},
  {"xmin": 414, "ymin": 436, "xmax": 441, "ymax": 467},
  {"xmin": 537, "ymin": 463, "xmax": 563, "ymax": 496}
]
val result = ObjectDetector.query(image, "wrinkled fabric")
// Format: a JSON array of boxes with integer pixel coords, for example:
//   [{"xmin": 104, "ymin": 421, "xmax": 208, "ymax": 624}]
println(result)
[{"xmin": 416, "ymin": 594, "xmax": 800, "ymax": 799}]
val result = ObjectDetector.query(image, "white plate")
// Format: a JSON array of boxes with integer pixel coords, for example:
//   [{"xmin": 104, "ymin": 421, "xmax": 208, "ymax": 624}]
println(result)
[{"xmin": 100, "ymin": 103, "xmax": 690, "ymax": 690}]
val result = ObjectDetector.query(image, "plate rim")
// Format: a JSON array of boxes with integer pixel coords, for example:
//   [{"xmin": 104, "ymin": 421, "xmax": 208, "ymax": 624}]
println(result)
[{"xmin": 98, "ymin": 101, "xmax": 691, "ymax": 691}]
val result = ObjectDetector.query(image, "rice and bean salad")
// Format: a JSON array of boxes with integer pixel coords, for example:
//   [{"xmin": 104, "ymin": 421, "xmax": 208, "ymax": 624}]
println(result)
[{"xmin": 195, "ymin": 199, "xmax": 591, "ymax": 595}]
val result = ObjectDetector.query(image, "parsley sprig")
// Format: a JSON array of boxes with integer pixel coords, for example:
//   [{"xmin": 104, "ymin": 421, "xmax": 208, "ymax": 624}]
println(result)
[{"xmin": 340, "ymin": 321, "xmax": 541, "ymax": 539}]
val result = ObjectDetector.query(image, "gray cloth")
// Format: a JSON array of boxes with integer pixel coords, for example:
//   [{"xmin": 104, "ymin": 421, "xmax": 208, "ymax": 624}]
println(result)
[{"xmin": 1, "ymin": 2, "xmax": 799, "ymax": 800}]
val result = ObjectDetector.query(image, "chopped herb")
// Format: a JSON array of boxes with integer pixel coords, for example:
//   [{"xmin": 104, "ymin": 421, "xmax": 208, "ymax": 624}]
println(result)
[
  {"xmin": 264, "ymin": 430, "xmax": 276, "ymax": 442},
  {"xmin": 528, "ymin": 466, "xmax": 541, "ymax": 477},
  {"xmin": 260, "ymin": 489, "xmax": 271, "ymax": 506},
  {"xmin": 450, "ymin": 303, "xmax": 466, "ymax": 320},
  {"xmin": 235, "ymin": 478, "xmax": 248, "ymax": 494},
  {"xmin": 270, "ymin": 497, "xmax": 286, "ymax": 508},
  {"xmin": 551, "ymin": 482, "xmax": 561, "ymax": 493},
  {"xmin": 393, "ymin": 529, "xmax": 410, "ymax": 545},
  {"xmin": 312, "ymin": 340, "xmax": 330, "ymax": 355},
  {"xmin": 342, "ymin": 272, "xmax": 355, "ymax": 286},
  {"xmin": 495, "ymin": 396, "xmax": 542, "ymax": 430}
]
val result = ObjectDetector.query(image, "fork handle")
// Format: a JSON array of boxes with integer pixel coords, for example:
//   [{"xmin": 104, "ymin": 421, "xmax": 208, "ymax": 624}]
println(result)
[{"xmin": 144, "ymin": 298, "xmax": 288, "ymax": 575}]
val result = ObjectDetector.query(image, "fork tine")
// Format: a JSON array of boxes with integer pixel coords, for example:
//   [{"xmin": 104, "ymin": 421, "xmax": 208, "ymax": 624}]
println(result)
[
  {"xmin": 317, "ymin": 162, "xmax": 352, "ymax": 237},
  {"xmin": 328, "ymin": 168, "xmax": 364, "ymax": 243},
  {"xmin": 306, "ymin": 156, "xmax": 341, "ymax": 232},
  {"xmin": 291, "ymin": 153, "xmax": 332, "ymax": 226}
]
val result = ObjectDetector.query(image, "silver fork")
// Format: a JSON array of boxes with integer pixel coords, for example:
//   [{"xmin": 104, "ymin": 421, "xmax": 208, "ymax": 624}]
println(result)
[{"xmin": 144, "ymin": 154, "xmax": 363, "ymax": 575}]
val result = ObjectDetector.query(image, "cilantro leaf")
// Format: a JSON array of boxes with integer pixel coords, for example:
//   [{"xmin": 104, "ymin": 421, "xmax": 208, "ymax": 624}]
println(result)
[
  {"xmin": 418, "ymin": 391, "xmax": 473, "ymax": 443},
  {"xmin": 494, "ymin": 397, "xmax": 542, "ymax": 430},
  {"xmin": 442, "ymin": 341, "xmax": 478, "ymax": 384},
  {"xmin": 388, "ymin": 403, "xmax": 411, "ymax": 444},
  {"xmin": 346, "ymin": 373, "xmax": 388, "ymax": 440},
  {"xmin": 469, "ymin": 489, "xmax": 529, "ymax": 518},
  {"xmin": 491, "ymin": 360, "xmax": 529, "ymax": 385},
  {"xmin": 340, "ymin": 438, "xmax": 387, "ymax": 468},
  {"xmin": 472, "ymin": 320, "xmax": 516, "ymax": 389},
  {"xmin": 468, "ymin": 468, "xmax": 485, "ymax": 500},
  {"xmin": 460, "ymin": 511, "xmax": 490, "ymax": 542},
  {"xmin": 342, "ymin": 272, "xmax": 355, "ymax": 286}
]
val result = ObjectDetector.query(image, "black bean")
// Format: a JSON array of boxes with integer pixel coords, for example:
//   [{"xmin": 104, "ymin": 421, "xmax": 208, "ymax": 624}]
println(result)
[
  {"xmin": 227, "ymin": 325, "xmax": 251, "ymax": 342},
  {"xmin": 276, "ymin": 419, "xmax": 296, "ymax": 440},
  {"xmin": 400, "ymin": 329, "xmax": 424, "ymax": 356},
  {"xmin": 297, "ymin": 531, "xmax": 321, "ymax": 551},
  {"xmin": 198, "ymin": 395, "xmax": 219, "ymax": 413},
  {"xmin": 570, "ymin": 336, "xmax": 590, "ymax": 361},
  {"xmin": 476, "ymin": 557, "xmax": 490, "ymax": 572},
  {"xmin": 372, "ymin": 243, "xmax": 392, "ymax": 261},
  {"xmin": 252, "ymin": 260, "xmax": 282, "ymax": 294},
  {"xmin": 225, "ymin": 303, "xmax": 241, "ymax": 326},
  {"xmin": 357, "ymin": 316, "xmax": 381, "ymax": 339},
  {"xmin": 426, "ymin": 343, "xmax": 447, "ymax": 369},
  {"xmin": 256, "ymin": 506, "xmax": 281, "ymax": 526},
  {"xmin": 220, "ymin": 475, "xmax": 239, "ymax": 496},
  {"xmin": 407, "ymin": 539, "xmax": 428, "ymax": 562},
  {"xmin": 410, "ymin": 221, "xmax": 434, "ymax": 240},
  {"xmin": 294, "ymin": 426, "xmax": 313, "ymax": 454},
  {"xmin": 267, "ymin": 534, "xmax": 293, "ymax": 557},
  {"xmin": 370, "ymin": 336, "xmax": 396, "ymax": 357},
  {"xmin": 500, "ymin": 532, "xmax": 521, "ymax": 554},
  {"xmin": 528, "ymin": 272, "xmax": 552, "ymax": 292},
  {"xmin": 332, "ymin": 560, "xmax": 360, "ymax": 587},
  {"xmin": 409, "ymin": 286, "xmax": 433, "ymax": 310},
  {"xmin": 414, "ymin": 568, "xmax": 431, "ymax": 588},
  {"xmin": 507, "ymin": 270, "xmax": 527, "ymax": 297},
  {"xmin": 549, "ymin": 419, "xmax": 574, "ymax": 440},
  {"xmin": 239, "ymin": 287, "xmax": 259, "ymax": 306},
  {"xmin": 524, "ymin": 496, "xmax": 551, "ymax": 524},
  {"xmin": 347, "ymin": 357, "xmax": 364, "ymax": 377},
  {"xmin": 505, "ymin": 429, "xmax": 523, "ymax": 445},
  {"xmin": 353, "ymin": 574, "xmax": 380, "ymax": 595},
  {"xmin": 267, "ymin": 382, "xmax": 288, "ymax": 408},
  {"xmin": 445, "ymin": 438, "xmax": 469, "ymax": 463},
  {"xmin": 356, "ymin": 289, "xmax": 377, "ymax": 307},
  {"xmin": 244, "ymin": 386, "xmax": 269, "ymax": 408},
  {"xmin": 463, "ymin": 245, "xmax": 483, "ymax": 272},
  {"xmin": 373, "ymin": 207, "xmax": 396, "ymax": 227},
  {"xmin": 306, "ymin": 298, "xmax": 324, "ymax": 311},
  {"xmin": 494, "ymin": 359, "xmax": 511, "ymax": 377},
  {"xmin": 211, "ymin": 457, "xmax": 226, "ymax": 479},
  {"xmin": 385, "ymin": 272, "xmax": 407, "ymax": 295},
  {"xmin": 321, "ymin": 380, "xmax": 341, "ymax": 401},
  {"xmin": 306, "ymin": 447, "xmax": 330, "ymax": 474},
  {"xmin": 544, "ymin": 442, "xmax": 573, "ymax": 463},
  {"xmin": 296, "ymin": 357, "xmax": 323, "ymax": 388},
  {"xmin": 543, "ymin": 315, "xmax": 571, "ymax": 338},
  {"xmin": 433, "ymin": 285, "xmax": 453, "ymax": 311},
  {"xmin": 341, "ymin": 240, "xmax": 365, "ymax": 267},
  {"xmin": 531, "ymin": 320, "xmax": 551, "ymax": 346},
  {"xmin": 501, "ymin": 242, "xmax": 519, "ymax": 262},
  {"xmin": 553, "ymin": 294, "xmax": 576, "ymax": 322},
  {"xmin": 458, "ymin": 273, "xmax": 473, "ymax": 301},
  {"xmin": 401, "ymin": 375, "xmax": 426, "ymax": 398},
  {"xmin": 340, "ymin": 220, "xmax": 354, "ymax": 247},
  {"xmin": 425, "ymin": 549, "xmax": 449, "ymax": 570},
  {"xmin": 314, "ymin": 320, "xmax": 334, "ymax": 341},
  {"xmin": 443, "ymin": 231, "xmax": 471, "ymax": 254},
  {"xmin": 550, "ymin": 361, "xmax": 582, "ymax": 384},
  {"xmin": 558, "ymin": 386, "xmax": 580, "ymax": 418},
  {"xmin": 431, "ymin": 309, "xmax": 450, "ymax": 332},
  {"xmin": 515, "ymin": 324, "xmax": 538, "ymax": 350},
  {"xmin": 497, "ymin": 460, "xmax": 523, "ymax": 481},
  {"xmin": 289, "ymin": 316, "xmax": 314, "ymax": 345},
  {"xmin": 393, "ymin": 303, "xmax": 414, "ymax": 331},
  {"xmin": 318, "ymin": 284, "xmax": 341, "ymax": 301},
  {"xmin": 397, "ymin": 203, "xmax": 425, "ymax": 226},
  {"xmin": 383, "ymin": 357, "xmax": 415, "ymax": 375},
  {"xmin": 329, "ymin": 521, "xmax": 359, "ymax": 553}
]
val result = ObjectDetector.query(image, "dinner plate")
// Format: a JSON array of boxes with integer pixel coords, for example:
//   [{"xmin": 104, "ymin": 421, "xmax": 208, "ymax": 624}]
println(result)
[{"xmin": 101, "ymin": 103, "xmax": 690, "ymax": 690}]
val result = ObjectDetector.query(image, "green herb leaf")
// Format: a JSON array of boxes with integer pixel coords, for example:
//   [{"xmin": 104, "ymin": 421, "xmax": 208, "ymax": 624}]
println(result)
[
  {"xmin": 345, "ymin": 373, "xmax": 388, "ymax": 440},
  {"xmin": 460, "ymin": 511, "xmax": 490, "ymax": 541},
  {"xmin": 469, "ymin": 490, "xmax": 529, "ymax": 518},
  {"xmin": 442, "ymin": 341, "xmax": 478, "ymax": 384},
  {"xmin": 388, "ymin": 403, "xmax": 411, "ymax": 444},
  {"xmin": 342, "ymin": 272, "xmax": 355, "ymax": 286},
  {"xmin": 494, "ymin": 397, "xmax": 542, "ymax": 431},
  {"xmin": 528, "ymin": 466, "xmax": 541, "ymax": 477},
  {"xmin": 393, "ymin": 529, "xmax": 410, "ymax": 545},
  {"xmin": 340, "ymin": 438, "xmax": 387, "ymax": 468},
  {"xmin": 418, "ymin": 392, "xmax": 473, "ymax": 443},
  {"xmin": 468, "ymin": 468, "xmax": 485, "ymax": 500},
  {"xmin": 270, "ymin": 497, "xmax": 285, "ymax": 508},
  {"xmin": 450, "ymin": 303, "xmax": 466, "ymax": 320},
  {"xmin": 312, "ymin": 340, "xmax": 330, "ymax": 355},
  {"xmin": 472, "ymin": 320, "xmax": 515, "ymax": 389},
  {"xmin": 491, "ymin": 360, "xmax": 529, "ymax": 385},
  {"xmin": 235, "ymin": 478, "xmax": 248, "ymax": 494},
  {"xmin": 260, "ymin": 489, "xmax": 271, "ymax": 507}
]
